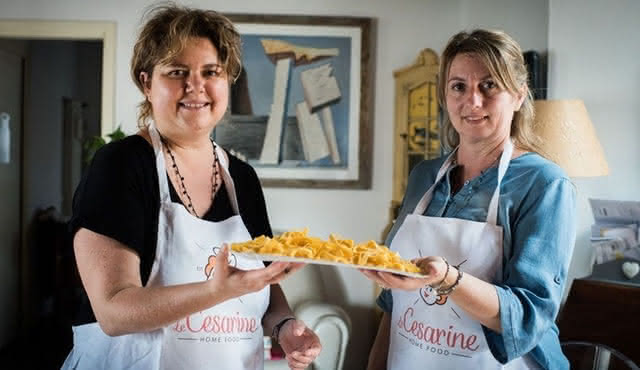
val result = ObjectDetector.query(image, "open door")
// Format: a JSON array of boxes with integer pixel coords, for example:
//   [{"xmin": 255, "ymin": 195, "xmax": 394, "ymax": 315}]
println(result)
[{"xmin": 0, "ymin": 48, "xmax": 23, "ymax": 350}]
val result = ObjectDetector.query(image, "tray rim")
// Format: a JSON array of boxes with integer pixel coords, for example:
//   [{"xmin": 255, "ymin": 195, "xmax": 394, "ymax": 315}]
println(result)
[{"xmin": 233, "ymin": 251, "xmax": 426, "ymax": 278}]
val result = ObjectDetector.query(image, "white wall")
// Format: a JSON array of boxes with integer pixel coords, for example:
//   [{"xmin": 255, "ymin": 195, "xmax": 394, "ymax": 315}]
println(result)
[
  {"xmin": 0, "ymin": 0, "xmax": 548, "ymax": 367},
  {"xmin": 548, "ymin": 0, "xmax": 640, "ymax": 290}
]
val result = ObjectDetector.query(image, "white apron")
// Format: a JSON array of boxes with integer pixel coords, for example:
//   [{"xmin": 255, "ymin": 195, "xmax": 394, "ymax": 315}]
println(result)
[
  {"xmin": 388, "ymin": 140, "xmax": 536, "ymax": 369},
  {"xmin": 63, "ymin": 123, "xmax": 269, "ymax": 370}
]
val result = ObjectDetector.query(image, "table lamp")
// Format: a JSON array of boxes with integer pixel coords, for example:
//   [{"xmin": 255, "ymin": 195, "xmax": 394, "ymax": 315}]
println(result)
[{"xmin": 532, "ymin": 99, "xmax": 609, "ymax": 177}]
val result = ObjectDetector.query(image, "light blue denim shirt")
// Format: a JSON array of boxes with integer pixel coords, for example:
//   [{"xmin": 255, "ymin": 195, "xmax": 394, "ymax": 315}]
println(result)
[{"xmin": 377, "ymin": 152, "xmax": 576, "ymax": 369}]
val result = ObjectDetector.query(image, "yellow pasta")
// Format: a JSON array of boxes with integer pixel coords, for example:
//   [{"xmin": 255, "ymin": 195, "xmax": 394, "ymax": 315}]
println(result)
[{"xmin": 230, "ymin": 228, "xmax": 422, "ymax": 274}]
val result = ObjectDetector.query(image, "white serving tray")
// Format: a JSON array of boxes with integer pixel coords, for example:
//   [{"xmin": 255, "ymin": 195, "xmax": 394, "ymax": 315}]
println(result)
[{"xmin": 234, "ymin": 251, "xmax": 426, "ymax": 278}]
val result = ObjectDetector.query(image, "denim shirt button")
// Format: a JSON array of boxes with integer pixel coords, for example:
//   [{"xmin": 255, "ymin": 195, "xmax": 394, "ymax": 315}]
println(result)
[
  {"xmin": 553, "ymin": 276, "xmax": 561, "ymax": 284},
  {"xmin": 464, "ymin": 180, "xmax": 470, "ymax": 186}
]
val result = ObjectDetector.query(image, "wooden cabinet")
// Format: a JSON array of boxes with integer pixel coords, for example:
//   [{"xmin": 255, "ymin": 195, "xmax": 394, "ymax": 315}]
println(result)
[
  {"xmin": 383, "ymin": 49, "xmax": 441, "ymax": 240},
  {"xmin": 557, "ymin": 278, "xmax": 640, "ymax": 366}
]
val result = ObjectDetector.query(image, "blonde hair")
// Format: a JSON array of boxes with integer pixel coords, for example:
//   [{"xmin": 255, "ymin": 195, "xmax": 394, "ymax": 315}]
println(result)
[
  {"xmin": 437, "ymin": 29, "xmax": 540, "ymax": 153},
  {"xmin": 131, "ymin": 3, "xmax": 242, "ymax": 128}
]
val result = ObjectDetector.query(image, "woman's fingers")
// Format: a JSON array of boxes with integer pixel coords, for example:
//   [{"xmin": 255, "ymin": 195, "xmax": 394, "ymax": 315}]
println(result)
[
  {"xmin": 359, "ymin": 269, "xmax": 393, "ymax": 289},
  {"xmin": 222, "ymin": 261, "xmax": 306, "ymax": 297},
  {"xmin": 245, "ymin": 262, "xmax": 287, "ymax": 284},
  {"xmin": 359, "ymin": 268, "xmax": 377, "ymax": 281},
  {"xmin": 361, "ymin": 268, "xmax": 431, "ymax": 290},
  {"xmin": 364, "ymin": 269, "xmax": 390, "ymax": 285},
  {"xmin": 287, "ymin": 357, "xmax": 310, "ymax": 369},
  {"xmin": 378, "ymin": 271, "xmax": 429, "ymax": 290},
  {"xmin": 288, "ymin": 350, "xmax": 315, "ymax": 364},
  {"xmin": 378, "ymin": 272, "xmax": 409, "ymax": 287},
  {"xmin": 288, "ymin": 341, "xmax": 320, "ymax": 368},
  {"xmin": 286, "ymin": 351, "xmax": 313, "ymax": 369},
  {"xmin": 239, "ymin": 261, "xmax": 300, "ymax": 286},
  {"xmin": 286, "ymin": 262, "xmax": 306, "ymax": 275},
  {"xmin": 414, "ymin": 256, "xmax": 447, "ymax": 279},
  {"xmin": 213, "ymin": 244, "xmax": 231, "ymax": 278},
  {"xmin": 264, "ymin": 262, "xmax": 304, "ymax": 285},
  {"xmin": 360, "ymin": 268, "xmax": 382, "ymax": 281}
]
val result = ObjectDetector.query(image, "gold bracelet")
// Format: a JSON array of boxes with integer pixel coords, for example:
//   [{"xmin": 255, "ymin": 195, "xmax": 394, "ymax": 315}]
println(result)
[
  {"xmin": 436, "ymin": 269, "xmax": 463, "ymax": 296},
  {"xmin": 430, "ymin": 257, "xmax": 450, "ymax": 290}
]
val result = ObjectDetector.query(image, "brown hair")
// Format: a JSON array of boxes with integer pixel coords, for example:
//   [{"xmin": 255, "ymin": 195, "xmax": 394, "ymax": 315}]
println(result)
[
  {"xmin": 131, "ymin": 3, "xmax": 242, "ymax": 127},
  {"xmin": 437, "ymin": 29, "xmax": 540, "ymax": 153}
]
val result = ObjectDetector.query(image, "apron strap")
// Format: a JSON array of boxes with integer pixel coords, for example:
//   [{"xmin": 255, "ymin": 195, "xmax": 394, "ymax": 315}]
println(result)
[
  {"xmin": 148, "ymin": 122, "xmax": 241, "ymax": 215},
  {"xmin": 215, "ymin": 143, "xmax": 241, "ymax": 215},
  {"xmin": 412, "ymin": 139, "xmax": 513, "ymax": 226},
  {"xmin": 486, "ymin": 139, "xmax": 513, "ymax": 225},
  {"xmin": 148, "ymin": 123, "xmax": 171, "ymax": 203},
  {"xmin": 413, "ymin": 149, "xmax": 457, "ymax": 216}
]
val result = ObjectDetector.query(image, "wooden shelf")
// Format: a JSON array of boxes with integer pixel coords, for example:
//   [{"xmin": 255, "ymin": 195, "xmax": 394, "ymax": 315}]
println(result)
[{"xmin": 557, "ymin": 278, "xmax": 640, "ymax": 366}]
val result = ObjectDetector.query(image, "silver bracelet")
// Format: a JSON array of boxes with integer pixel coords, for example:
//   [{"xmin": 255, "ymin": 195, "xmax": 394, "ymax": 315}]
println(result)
[
  {"xmin": 436, "ymin": 269, "xmax": 464, "ymax": 296},
  {"xmin": 430, "ymin": 257, "xmax": 450, "ymax": 290}
]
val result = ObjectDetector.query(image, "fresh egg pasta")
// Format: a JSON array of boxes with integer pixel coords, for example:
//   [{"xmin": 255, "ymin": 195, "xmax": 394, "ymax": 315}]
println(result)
[{"xmin": 231, "ymin": 229, "xmax": 422, "ymax": 274}]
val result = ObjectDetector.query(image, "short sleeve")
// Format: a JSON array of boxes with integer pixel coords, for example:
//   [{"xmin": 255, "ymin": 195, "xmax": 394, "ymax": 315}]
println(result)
[
  {"xmin": 231, "ymin": 156, "xmax": 273, "ymax": 239},
  {"xmin": 69, "ymin": 136, "xmax": 156, "ymax": 258},
  {"xmin": 376, "ymin": 289, "xmax": 393, "ymax": 313}
]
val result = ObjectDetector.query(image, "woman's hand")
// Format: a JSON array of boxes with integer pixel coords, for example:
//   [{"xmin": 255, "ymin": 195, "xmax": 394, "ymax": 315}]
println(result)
[
  {"xmin": 278, "ymin": 319, "xmax": 322, "ymax": 370},
  {"xmin": 209, "ymin": 245, "xmax": 305, "ymax": 301},
  {"xmin": 359, "ymin": 256, "xmax": 448, "ymax": 291}
]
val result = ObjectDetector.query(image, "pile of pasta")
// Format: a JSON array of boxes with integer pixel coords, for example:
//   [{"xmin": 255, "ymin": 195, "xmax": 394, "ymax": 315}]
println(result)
[{"xmin": 230, "ymin": 229, "xmax": 422, "ymax": 274}]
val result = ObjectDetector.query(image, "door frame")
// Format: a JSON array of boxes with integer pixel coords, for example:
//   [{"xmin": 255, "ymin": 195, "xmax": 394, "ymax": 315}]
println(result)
[
  {"xmin": 0, "ymin": 20, "xmax": 115, "ymax": 335},
  {"xmin": 0, "ymin": 20, "xmax": 115, "ymax": 137}
]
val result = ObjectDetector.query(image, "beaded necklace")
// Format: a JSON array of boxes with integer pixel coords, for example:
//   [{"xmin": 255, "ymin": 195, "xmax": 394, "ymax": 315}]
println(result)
[{"xmin": 161, "ymin": 136, "xmax": 220, "ymax": 217}]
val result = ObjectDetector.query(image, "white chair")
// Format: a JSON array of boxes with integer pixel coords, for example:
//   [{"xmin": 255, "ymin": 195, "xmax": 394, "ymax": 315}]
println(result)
[{"xmin": 265, "ymin": 264, "xmax": 351, "ymax": 370}]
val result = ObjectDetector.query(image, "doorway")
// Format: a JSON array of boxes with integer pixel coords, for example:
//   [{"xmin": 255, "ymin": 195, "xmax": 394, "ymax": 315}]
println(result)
[
  {"xmin": 0, "ymin": 44, "xmax": 24, "ymax": 355},
  {"xmin": 0, "ymin": 20, "xmax": 115, "ymax": 369}
]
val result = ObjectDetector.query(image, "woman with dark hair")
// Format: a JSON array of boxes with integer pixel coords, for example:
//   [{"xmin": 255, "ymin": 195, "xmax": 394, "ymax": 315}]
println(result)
[{"xmin": 63, "ymin": 5, "xmax": 320, "ymax": 369}]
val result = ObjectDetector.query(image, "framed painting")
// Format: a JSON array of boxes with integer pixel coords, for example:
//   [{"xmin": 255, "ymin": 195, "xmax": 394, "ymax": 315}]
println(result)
[{"xmin": 214, "ymin": 14, "xmax": 374, "ymax": 188}]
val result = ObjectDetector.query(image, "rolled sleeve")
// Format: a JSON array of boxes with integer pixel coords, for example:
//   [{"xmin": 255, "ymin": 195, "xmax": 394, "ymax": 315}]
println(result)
[{"xmin": 486, "ymin": 178, "xmax": 576, "ymax": 364}]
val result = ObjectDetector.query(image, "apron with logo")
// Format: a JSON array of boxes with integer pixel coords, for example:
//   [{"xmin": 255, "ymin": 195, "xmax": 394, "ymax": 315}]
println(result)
[
  {"xmin": 388, "ymin": 140, "xmax": 536, "ymax": 369},
  {"xmin": 63, "ymin": 123, "xmax": 269, "ymax": 370}
]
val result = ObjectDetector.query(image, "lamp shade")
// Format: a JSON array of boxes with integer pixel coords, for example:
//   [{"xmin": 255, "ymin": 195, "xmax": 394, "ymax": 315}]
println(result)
[{"xmin": 533, "ymin": 99, "xmax": 609, "ymax": 177}]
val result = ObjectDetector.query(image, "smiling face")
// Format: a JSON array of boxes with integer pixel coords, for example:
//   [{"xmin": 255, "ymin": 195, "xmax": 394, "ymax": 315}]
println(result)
[
  {"xmin": 141, "ymin": 37, "xmax": 229, "ymax": 140},
  {"xmin": 444, "ymin": 53, "xmax": 525, "ymax": 147}
]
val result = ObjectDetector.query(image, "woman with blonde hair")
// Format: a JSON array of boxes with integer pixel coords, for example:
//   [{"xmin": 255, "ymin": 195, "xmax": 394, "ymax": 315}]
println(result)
[
  {"xmin": 63, "ymin": 5, "xmax": 320, "ymax": 369},
  {"xmin": 362, "ymin": 29, "xmax": 575, "ymax": 369}
]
